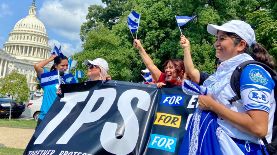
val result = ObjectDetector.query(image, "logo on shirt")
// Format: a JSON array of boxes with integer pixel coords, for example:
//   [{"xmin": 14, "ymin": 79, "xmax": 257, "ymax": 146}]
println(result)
[
  {"xmin": 154, "ymin": 112, "xmax": 182, "ymax": 128},
  {"xmin": 160, "ymin": 95, "xmax": 185, "ymax": 106},
  {"xmin": 148, "ymin": 134, "xmax": 177, "ymax": 153},
  {"xmin": 248, "ymin": 90, "xmax": 269, "ymax": 104},
  {"xmin": 249, "ymin": 69, "xmax": 268, "ymax": 85}
]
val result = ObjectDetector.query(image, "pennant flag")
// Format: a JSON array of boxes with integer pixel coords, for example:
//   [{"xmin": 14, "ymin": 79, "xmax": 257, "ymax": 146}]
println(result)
[
  {"xmin": 175, "ymin": 15, "xmax": 196, "ymax": 27},
  {"xmin": 62, "ymin": 73, "xmax": 77, "ymax": 84},
  {"xmin": 127, "ymin": 10, "xmax": 141, "ymax": 33},
  {"xmin": 40, "ymin": 70, "xmax": 59, "ymax": 87},
  {"xmin": 75, "ymin": 70, "xmax": 84, "ymax": 79},
  {"xmin": 182, "ymin": 79, "xmax": 207, "ymax": 95}
]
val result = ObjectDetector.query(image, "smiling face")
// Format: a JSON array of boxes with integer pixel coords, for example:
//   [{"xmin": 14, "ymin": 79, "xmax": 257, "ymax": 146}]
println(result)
[
  {"xmin": 214, "ymin": 31, "xmax": 247, "ymax": 61},
  {"xmin": 87, "ymin": 65, "xmax": 101, "ymax": 80},
  {"xmin": 164, "ymin": 61, "xmax": 178, "ymax": 81}
]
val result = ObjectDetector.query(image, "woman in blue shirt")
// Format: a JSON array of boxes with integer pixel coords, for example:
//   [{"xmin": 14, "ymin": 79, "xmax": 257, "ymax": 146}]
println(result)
[{"xmin": 34, "ymin": 54, "xmax": 68, "ymax": 126}]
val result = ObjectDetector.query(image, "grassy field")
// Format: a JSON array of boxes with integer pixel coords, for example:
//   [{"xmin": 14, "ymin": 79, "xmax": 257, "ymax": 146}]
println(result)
[
  {"xmin": 0, "ymin": 119, "xmax": 36, "ymax": 129},
  {"xmin": 0, "ymin": 146, "xmax": 24, "ymax": 155}
]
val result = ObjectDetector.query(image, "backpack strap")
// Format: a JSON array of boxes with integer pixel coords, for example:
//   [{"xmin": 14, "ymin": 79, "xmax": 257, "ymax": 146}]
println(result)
[{"xmin": 229, "ymin": 60, "xmax": 277, "ymax": 103}]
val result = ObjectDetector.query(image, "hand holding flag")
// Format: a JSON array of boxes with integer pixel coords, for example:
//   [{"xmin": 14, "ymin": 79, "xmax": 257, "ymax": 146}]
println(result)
[{"xmin": 127, "ymin": 10, "xmax": 141, "ymax": 38}]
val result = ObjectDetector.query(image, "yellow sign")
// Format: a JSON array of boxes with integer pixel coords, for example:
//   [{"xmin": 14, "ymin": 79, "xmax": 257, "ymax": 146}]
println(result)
[{"xmin": 154, "ymin": 112, "xmax": 181, "ymax": 128}]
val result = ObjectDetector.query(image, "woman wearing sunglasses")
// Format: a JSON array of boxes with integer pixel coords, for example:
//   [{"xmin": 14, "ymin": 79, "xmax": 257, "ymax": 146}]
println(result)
[{"xmin": 84, "ymin": 58, "xmax": 110, "ymax": 81}]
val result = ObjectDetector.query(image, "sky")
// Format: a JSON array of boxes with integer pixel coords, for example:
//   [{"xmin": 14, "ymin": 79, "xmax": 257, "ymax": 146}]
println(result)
[{"xmin": 0, "ymin": 0, "xmax": 103, "ymax": 57}]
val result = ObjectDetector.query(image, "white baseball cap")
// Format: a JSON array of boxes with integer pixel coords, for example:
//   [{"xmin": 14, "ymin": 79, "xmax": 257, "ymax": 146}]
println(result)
[
  {"xmin": 84, "ymin": 58, "xmax": 109, "ymax": 72},
  {"xmin": 207, "ymin": 20, "xmax": 256, "ymax": 46}
]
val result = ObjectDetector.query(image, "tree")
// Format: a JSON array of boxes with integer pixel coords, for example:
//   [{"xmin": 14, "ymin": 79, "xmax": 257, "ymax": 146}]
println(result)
[
  {"xmin": 77, "ymin": 0, "xmax": 277, "ymax": 82},
  {"xmin": 0, "ymin": 71, "xmax": 30, "ymax": 102}
]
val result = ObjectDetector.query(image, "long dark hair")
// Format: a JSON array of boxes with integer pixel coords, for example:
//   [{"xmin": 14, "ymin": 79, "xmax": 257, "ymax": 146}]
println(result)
[
  {"xmin": 50, "ymin": 55, "xmax": 68, "ymax": 71},
  {"xmin": 226, "ymin": 32, "xmax": 275, "ymax": 69}
]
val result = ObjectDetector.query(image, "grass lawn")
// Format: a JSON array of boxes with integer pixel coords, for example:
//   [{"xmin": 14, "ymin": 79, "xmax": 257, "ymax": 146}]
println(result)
[
  {"xmin": 0, "ymin": 119, "xmax": 36, "ymax": 129},
  {"xmin": 0, "ymin": 146, "xmax": 24, "ymax": 155}
]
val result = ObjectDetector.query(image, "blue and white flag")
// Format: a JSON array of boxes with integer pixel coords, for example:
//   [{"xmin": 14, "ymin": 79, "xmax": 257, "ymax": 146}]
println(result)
[
  {"xmin": 62, "ymin": 73, "xmax": 77, "ymax": 84},
  {"xmin": 142, "ymin": 72, "xmax": 153, "ymax": 82},
  {"xmin": 182, "ymin": 79, "xmax": 207, "ymax": 95},
  {"xmin": 75, "ymin": 70, "xmax": 84, "ymax": 79},
  {"xmin": 175, "ymin": 15, "xmax": 196, "ymax": 27},
  {"xmin": 51, "ymin": 45, "xmax": 62, "ymax": 56},
  {"xmin": 141, "ymin": 69, "xmax": 153, "ymax": 82},
  {"xmin": 127, "ymin": 10, "xmax": 141, "ymax": 33},
  {"xmin": 40, "ymin": 70, "xmax": 59, "ymax": 87}
]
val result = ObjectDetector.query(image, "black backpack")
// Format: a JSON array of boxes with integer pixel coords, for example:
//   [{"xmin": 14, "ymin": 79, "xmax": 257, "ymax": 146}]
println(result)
[{"xmin": 230, "ymin": 60, "xmax": 277, "ymax": 155}]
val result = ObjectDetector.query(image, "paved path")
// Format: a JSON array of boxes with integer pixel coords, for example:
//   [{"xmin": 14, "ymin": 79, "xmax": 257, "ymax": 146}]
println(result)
[{"xmin": 0, "ymin": 127, "xmax": 34, "ymax": 149}]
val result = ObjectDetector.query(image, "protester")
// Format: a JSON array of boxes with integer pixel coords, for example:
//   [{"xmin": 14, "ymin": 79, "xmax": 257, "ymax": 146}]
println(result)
[
  {"xmin": 84, "ymin": 58, "xmax": 110, "ymax": 81},
  {"xmin": 34, "ymin": 55, "xmax": 69, "ymax": 126},
  {"xmin": 134, "ymin": 39, "xmax": 186, "ymax": 87},
  {"xmin": 180, "ymin": 35, "xmax": 210, "ymax": 84},
  {"xmin": 179, "ymin": 20, "xmax": 276, "ymax": 154}
]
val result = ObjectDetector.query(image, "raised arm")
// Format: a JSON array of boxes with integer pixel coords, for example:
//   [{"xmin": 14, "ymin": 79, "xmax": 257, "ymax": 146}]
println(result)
[
  {"xmin": 180, "ymin": 35, "xmax": 201, "ymax": 83},
  {"xmin": 133, "ymin": 39, "xmax": 161, "ymax": 81},
  {"xmin": 34, "ymin": 55, "xmax": 56, "ymax": 77}
]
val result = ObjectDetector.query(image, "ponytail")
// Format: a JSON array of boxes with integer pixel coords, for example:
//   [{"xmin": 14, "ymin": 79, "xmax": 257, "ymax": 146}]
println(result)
[{"xmin": 249, "ymin": 43, "xmax": 275, "ymax": 69}]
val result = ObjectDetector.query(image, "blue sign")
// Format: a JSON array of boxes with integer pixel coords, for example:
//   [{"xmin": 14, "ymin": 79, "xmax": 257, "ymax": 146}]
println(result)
[
  {"xmin": 148, "ymin": 134, "xmax": 177, "ymax": 153},
  {"xmin": 160, "ymin": 94, "xmax": 185, "ymax": 106}
]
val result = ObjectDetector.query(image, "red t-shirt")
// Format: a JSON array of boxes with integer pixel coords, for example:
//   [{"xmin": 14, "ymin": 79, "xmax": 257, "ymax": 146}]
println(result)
[{"xmin": 158, "ymin": 73, "xmax": 182, "ymax": 86}]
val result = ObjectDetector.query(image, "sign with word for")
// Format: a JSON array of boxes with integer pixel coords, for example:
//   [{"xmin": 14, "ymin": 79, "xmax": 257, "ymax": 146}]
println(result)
[{"xmin": 24, "ymin": 81, "xmax": 197, "ymax": 155}]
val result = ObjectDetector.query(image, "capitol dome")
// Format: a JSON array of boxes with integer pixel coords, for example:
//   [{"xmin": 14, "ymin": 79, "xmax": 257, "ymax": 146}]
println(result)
[{"xmin": 3, "ymin": 0, "xmax": 51, "ymax": 63}]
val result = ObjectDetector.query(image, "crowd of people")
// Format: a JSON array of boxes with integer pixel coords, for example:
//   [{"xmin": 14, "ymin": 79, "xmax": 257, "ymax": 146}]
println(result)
[{"xmin": 34, "ymin": 19, "xmax": 276, "ymax": 154}]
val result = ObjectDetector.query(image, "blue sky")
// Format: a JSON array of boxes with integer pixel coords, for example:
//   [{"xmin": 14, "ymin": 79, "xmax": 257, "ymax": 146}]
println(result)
[{"xmin": 0, "ymin": 0, "xmax": 103, "ymax": 57}]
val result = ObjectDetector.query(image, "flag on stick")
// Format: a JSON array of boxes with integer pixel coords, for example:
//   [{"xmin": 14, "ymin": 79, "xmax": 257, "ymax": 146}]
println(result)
[
  {"xmin": 127, "ymin": 10, "xmax": 141, "ymax": 38},
  {"xmin": 175, "ymin": 15, "xmax": 196, "ymax": 34}
]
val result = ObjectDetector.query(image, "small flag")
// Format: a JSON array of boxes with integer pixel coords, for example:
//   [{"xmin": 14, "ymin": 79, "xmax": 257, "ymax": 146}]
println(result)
[
  {"xmin": 175, "ymin": 15, "xmax": 196, "ymax": 27},
  {"xmin": 62, "ymin": 73, "xmax": 77, "ymax": 84},
  {"xmin": 51, "ymin": 45, "xmax": 61, "ymax": 56},
  {"xmin": 40, "ymin": 70, "xmax": 59, "ymax": 87},
  {"xmin": 75, "ymin": 70, "xmax": 84, "ymax": 79},
  {"xmin": 127, "ymin": 10, "xmax": 141, "ymax": 33},
  {"xmin": 182, "ymin": 80, "xmax": 207, "ymax": 95},
  {"xmin": 141, "ymin": 69, "xmax": 153, "ymax": 82}
]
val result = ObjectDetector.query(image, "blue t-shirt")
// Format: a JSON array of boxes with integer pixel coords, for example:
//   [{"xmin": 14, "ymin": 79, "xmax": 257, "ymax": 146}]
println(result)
[
  {"xmin": 38, "ymin": 69, "xmax": 77, "ymax": 120},
  {"xmin": 240, "ymin": 64, "xmax": 275, "ymax": 113}
]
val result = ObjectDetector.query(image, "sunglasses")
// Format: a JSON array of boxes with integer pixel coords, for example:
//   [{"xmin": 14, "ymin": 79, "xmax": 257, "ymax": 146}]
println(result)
[{"xmin": 88, "ymin": 65, "xmax": 99, "ymax": 69}]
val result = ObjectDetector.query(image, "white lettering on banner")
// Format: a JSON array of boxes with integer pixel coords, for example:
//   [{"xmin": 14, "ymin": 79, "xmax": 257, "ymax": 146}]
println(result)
[
  {"xmin": 163, "ymin": 96, "xmax": 182, "ymax": 105},
  {"xmin": 57, "ymin": 88, "xmax": 117, "ymax": 144},
  {"xmin": 187, "ymin": 95, "xmax": 198, "ymax": 108},
  {"xmin": 185, "ymin": 114, "xmax": 193, "ymax": 130},
  {"xmin": 34, "ymin": 91, "xmax": 89, "ymax": 144},
  {"xmin": 100, "ymin": 89, "xmax": 151, "ymax": 154}
]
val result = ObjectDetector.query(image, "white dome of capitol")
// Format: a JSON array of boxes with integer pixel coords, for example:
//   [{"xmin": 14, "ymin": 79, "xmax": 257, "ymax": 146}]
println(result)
[{"xmin": 13, "ymin": 14, "xmax": 46, "ymax": 34}]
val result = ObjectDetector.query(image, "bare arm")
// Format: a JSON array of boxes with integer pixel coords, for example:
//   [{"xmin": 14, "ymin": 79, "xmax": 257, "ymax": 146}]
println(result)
[
  {"xmin": 198, "ymin": 95, "xmax": 269, "ymax": 138},
  {"xmin": 34, "ymin": 55, "xmax": 56, "ymax": 77},
  {"xmin": 134, "ymin": 39, "xmax": 162, "ymax": 81},
  {"xmin": 180, "ymin": 35, "xmax": 201, "ymax": 83}
]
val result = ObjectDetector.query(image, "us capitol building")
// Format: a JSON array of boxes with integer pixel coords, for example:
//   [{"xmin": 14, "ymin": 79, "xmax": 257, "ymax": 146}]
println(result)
[{"xmin": 0, "ymin": 1, "xmax": 51, "ymax": 92}]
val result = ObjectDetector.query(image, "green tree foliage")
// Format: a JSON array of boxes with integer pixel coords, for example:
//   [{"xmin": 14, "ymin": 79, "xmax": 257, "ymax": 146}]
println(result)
[
  {"xmin": 77, "ymin": 0, "xmax": 277, "ymax": 82},
  {"xmin": 0, "ymin": 71, "xmax": 30, "ymax": 102}
]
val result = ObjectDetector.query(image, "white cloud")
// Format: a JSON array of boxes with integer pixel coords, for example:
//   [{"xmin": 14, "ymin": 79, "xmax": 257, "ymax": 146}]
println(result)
[
  {"xmin": 38, "ymin": 0, "xmax": 103, "ymax": 41},
  {"xmin": 48, "ymin": 39, "xmax": 82, "ymax": 57},
  {"xmin": 0, "ymin": 3, "xmax": 12, "ymax": 17}
]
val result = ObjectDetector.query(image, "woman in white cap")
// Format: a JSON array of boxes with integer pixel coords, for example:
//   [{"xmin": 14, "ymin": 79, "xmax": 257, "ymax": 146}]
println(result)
[
  {"xmin": 179, "ymin": 20, "xmax": 275, "ymax": 154},
  {"xmin": 84, "ymin": 58, "xmax": 110, "ymax": 81}
]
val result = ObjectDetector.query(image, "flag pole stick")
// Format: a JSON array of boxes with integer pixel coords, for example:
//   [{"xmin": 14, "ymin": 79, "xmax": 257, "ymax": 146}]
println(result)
[
  {"xmin": 175, "ymin": 15, "xmax": 183, "ymax": 35},
  {"xmin": 58, "ymin": 70, "xmax": 61, "ymax": 85}
]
